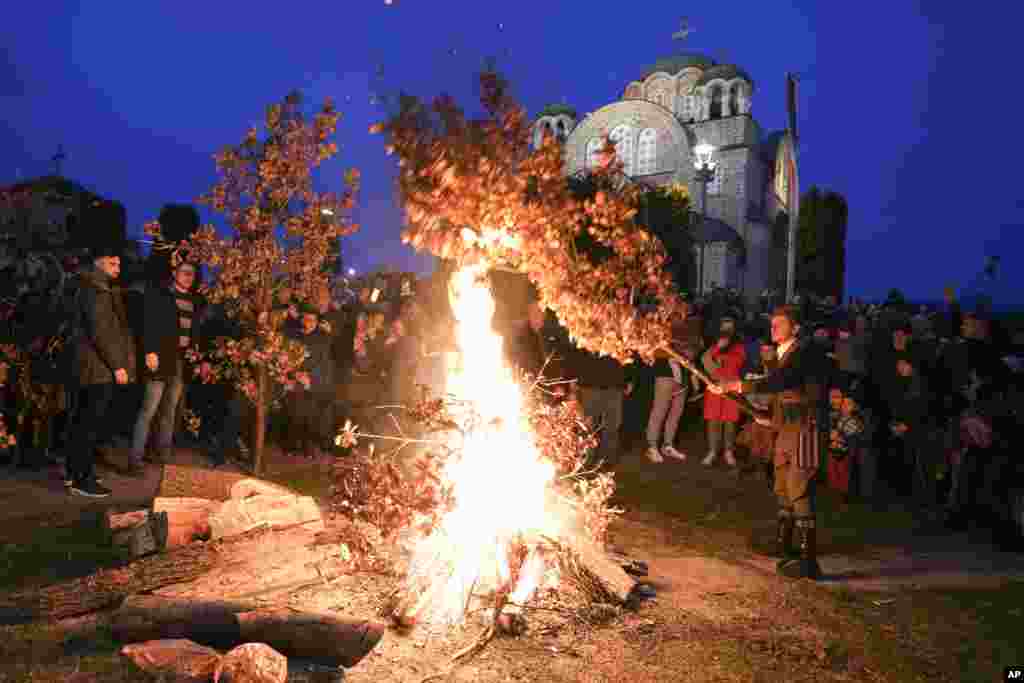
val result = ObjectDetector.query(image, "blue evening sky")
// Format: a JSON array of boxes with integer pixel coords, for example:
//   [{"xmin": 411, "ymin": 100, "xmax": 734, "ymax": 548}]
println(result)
[{"xmin": 1, "ymin": 2, "xmax": 1021, "ymax": 304}]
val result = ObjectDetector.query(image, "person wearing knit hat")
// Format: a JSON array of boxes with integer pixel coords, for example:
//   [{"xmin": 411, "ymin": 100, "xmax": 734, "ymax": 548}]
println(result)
[{"xmin": 64, "ymin": 240, "xmax": 138, "ymax": 497}]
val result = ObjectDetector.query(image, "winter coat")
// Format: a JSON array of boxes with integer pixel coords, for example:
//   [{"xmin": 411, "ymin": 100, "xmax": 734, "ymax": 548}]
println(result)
[
  {"xmin": 834, "ymin": 331, "xmax": 869, "ymax": 375},
  {"xmin": 702, "ymin": 340, "xmax": 746, "ymax": 422},
  {"xmin": 73, "ymin": 268, "xmax": 137, "ymax": 385},
  {"xmin": 141, "ymin": 285, "xmax": 204, "ymax": 381},
  {"xmin": 887, "ymin": 373, "xmax": 931, "ymax": 431},
  {"xmin": 560, "ymin": 338, "xmax": 629, "ymax": 389}
]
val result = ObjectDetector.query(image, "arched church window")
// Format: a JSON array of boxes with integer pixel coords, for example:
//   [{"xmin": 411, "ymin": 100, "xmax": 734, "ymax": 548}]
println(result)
[
  {"xmin": 730, "ymin": 84, "xmax": 742, "ymax": 116},
  {"xmin": 585, "ymin": 137, "xmax": 603, "ymax": 169},
  {"xmin": 709, "ymin": 86, "xmax": 723, "ymax": 119},
  {"xmin": 609, "ymin": 125, "xmax": 634, "ymax": 175},
  {"xmin": 556, "ymin": 119, "xmax": 567, "ymax": 142},
  {"xmin": 636, "ymin": 128, "xmax": 657, "ymax": 175},
  {"xmin": 678, "ymin": 94, "xmax": 693, "ymax": 122}
]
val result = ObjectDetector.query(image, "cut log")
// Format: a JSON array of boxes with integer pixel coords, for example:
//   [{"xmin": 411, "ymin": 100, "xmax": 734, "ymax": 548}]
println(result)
[
  {"xmin": 0, "ymin": 526, "xmax": 273, "ymax": 625},
  {"xmin": 111, "ymin": 596, "xmax": 385, "ymax": 669},
  {"xmin": 158, "ymin": 463, "xmax": 250, "ymax": 501},
  {"xmin": 208, "ymin": 494, "xmax": 323, "ymax": 539},
  {"xmin": 215, "ymin": 643, "xmax": 287, "ymax": 683},
  {"xmin": 0, "ymin": 540, "xmax": 217, "ymax": 623},
  {"xmin": 153, "ymin": 526, "xmax": 347, "ymax": 606},
  {"xmin": 555, "ymin": 534, "xmax": 636, "ymax": 605},
  {"xmin": 229, "ymin": 479, "xmax": 294, "ymax": 500},
  {"xmin": 105, "ymin": 510, "xmax": 167, "ymax": 559},
  {"xmin": 106, "ymin": 510, "xmax": 150, "ymax": 532},
  {"xmin": 153, "ymin": 497, "xmax": 222, "ymax": 547},
  {"xmin": 236, "ymin": 608, "xmax": 385, "ymax": 668},
  {"xmin": 110, "ymin": 595, "xmax": 245, "ymax": 646},
  {"xmin": 107, "ymin": 502, "xmax": 215, "ymax": 554},
  {"xmin": 120, "ymin": 639, "xmax": 221, "ymax": 682},
  {"xmin": 113, "ymin": 511, "xmax": 168, "ymax": 558}
]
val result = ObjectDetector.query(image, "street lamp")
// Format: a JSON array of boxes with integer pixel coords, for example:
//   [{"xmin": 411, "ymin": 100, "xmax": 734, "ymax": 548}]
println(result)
[
  {"xmin": 692, "ymin": 143, "xmax": 717, "ymax": 296},
  {"xmin": 347, "ymin": 267, "xmax": 356, "ymax": 277}
]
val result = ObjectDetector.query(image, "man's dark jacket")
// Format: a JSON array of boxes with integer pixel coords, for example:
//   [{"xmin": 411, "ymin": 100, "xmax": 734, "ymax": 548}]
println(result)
[
  {"xmin": 73, "ymin": 268, "xmax": 137, "ymax": 385},
  {"xmin": 141, "ymin": 284, "xmax": 203, "ymax": 381}
]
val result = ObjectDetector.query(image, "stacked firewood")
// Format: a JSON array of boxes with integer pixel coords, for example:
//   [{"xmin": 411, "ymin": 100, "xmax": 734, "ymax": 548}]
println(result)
[{"xmin": 0, "ymin": 468, "xmax": 386, "ymax": 681}]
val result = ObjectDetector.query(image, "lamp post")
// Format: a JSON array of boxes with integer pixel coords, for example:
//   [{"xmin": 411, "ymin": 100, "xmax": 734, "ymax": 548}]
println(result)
[{"xmin": 692, "ymin": 143, "xmax": 717, "ymax": 297}]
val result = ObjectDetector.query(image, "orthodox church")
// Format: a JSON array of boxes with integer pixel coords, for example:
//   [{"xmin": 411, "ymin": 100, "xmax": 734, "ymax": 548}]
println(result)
[{"xmin": 532, "ymin": 39, "xmax": 799, "ymax": 302}]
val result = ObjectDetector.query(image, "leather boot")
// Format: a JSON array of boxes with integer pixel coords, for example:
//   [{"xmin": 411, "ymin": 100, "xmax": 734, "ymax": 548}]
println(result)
[
  {"xmin": 773, "ymin": 516, "xmax": 798, "ymax": 567},
  {"xmin": 779, "ymin": 517, "xmax": 821, "ymax": 580}
]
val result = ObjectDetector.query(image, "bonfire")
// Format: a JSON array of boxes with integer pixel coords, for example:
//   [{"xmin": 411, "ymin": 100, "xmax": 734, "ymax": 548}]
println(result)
[
  {"xmin": 399, "ymin": 262, "xmax": 565, "ymax": 628},
  {"xmin": 330, "ymin": 261, "xmax": 626, "ymax": 644}
]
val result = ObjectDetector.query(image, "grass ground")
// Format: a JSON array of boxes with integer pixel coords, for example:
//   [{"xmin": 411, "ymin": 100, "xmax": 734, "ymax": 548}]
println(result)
[{"xmin": 0, "ymin": 421, "xmax": 1020, "ymax": 681}]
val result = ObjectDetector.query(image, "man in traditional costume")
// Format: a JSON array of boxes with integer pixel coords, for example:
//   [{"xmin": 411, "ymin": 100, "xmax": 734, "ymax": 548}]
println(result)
[{"xmin": 710, "ymin": 305, "xmax": 825, "ymax": 580}]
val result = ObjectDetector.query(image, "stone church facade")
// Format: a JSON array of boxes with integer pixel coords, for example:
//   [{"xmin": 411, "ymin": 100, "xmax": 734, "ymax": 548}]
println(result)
[{"xmin": 532, "ymin": 52, "xmax": 798, "ymax": 302}]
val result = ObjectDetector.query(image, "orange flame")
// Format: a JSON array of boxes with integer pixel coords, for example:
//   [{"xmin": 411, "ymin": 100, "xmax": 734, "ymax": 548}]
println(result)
[{"xmin": 402, "ymin": 263, "xmax": 564, "ymax": 626}]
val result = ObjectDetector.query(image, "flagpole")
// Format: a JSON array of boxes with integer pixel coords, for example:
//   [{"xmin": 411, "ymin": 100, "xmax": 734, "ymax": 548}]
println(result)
[{"xmin": 784, "ymin": 73, "xmax": 799, "ymax": 303}]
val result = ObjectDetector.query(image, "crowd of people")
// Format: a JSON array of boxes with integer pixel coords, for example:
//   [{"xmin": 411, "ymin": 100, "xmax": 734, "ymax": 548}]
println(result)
[
  {"xmin": 508, "ymin": 286, "xmax": 1024, "ymax": 561},
  {"xmin": 1, "ymin": 246, "xmax": 1022, "ymax": 559}
]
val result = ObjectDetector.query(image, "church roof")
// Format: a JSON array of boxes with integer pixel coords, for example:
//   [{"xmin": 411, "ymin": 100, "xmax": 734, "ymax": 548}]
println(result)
[
  {"xmin": 691, "ymin": 216, "xmax": 743, "ymax": 246},
  {"xmin": 5, "ymin": 175, "xmax": 94, "ymax": 198},
  {"xmin": 697, "ymin": 64, "xmax": 754, "ymax": 87},
  {"xmin": 639, "ymin": 52, "xmax": 717, "ymax": 80},
  {"xmin": 537, "ymin": 103, "xmax": 577, "ymax": 119}
]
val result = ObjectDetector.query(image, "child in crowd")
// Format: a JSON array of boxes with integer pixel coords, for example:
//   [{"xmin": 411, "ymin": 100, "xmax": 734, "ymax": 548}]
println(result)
[
  {"xmin": 701, "ymin": 321, "xmax": 746, "ymax": 467},
  {"xmin": 828, "ymin": 388, "xmax": 867, "ymax": 503}
]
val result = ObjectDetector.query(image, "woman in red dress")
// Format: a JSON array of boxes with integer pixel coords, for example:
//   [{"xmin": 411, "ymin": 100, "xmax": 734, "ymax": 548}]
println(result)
[{"xmin": 702, "ymin": 325, "xmax": 747, "ymax": 467}]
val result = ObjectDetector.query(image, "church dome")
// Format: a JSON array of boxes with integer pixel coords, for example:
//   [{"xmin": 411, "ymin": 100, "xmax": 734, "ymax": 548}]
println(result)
[
  {"xmin": 536, "ymin": 103, "xmax": 577, "ymax": 120},
  {"xmin": 639, "ymin": 52, "xmax": 717, "ymax": 80},
  {"xmin": 697, "ymin": 64, "xmax": 754, "ymax": 87}
]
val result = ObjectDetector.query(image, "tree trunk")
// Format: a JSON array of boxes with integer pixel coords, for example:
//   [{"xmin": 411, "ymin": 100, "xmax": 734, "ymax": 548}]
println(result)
[
  {"xmin": 111, "ymin": 597, "xmax": 384, "ymax": 668},
  {"xmin": 236, "ymin": 607, "xmax": 384, "ymax": 668},
  {"xmin": 0, "ymin": 541, "xmax": 218, "ymax": 624},
  {"xmin": 253, "ymin": 365, "xmax": 268, "ymax": 476}
]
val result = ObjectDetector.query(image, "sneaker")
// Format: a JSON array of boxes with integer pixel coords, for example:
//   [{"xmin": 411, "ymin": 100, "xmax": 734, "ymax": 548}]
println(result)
[
  {"xmin": 64, "ymin": 471, "xmax": 104, "ymax": 487},
  {"xmin": 702, "ymin": 451, "xmax": 717, "ymax": 467},
  {"xmin": 69, "ymin": 478, "xmax": 112, "ymax": 498},
  {"xmin": 662, "ymin": 445, "xmax": 687, "ymax": 461},
  {"xmin": 724, "ymin": 450, "xmax": 737, "ymax": 467},
  {"xmin": 645, "ymin": 446, "xmax": 664, "ymax": 463}
]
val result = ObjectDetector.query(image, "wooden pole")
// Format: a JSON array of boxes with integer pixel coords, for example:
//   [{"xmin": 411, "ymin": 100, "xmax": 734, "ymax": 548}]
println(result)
[{"xmin": 661, "ymin": 346, "xmax": 764, "ymax": 419}]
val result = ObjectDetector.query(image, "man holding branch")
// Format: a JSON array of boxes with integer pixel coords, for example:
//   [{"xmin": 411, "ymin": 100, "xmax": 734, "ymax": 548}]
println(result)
[{"xmin": 709, "ymin": 305, "xmax": 825, "ymax": 580}]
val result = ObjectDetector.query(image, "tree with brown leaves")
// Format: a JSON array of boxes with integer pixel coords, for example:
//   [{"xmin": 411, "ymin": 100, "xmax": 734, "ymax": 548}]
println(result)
[
  {"xmin": 145, "ymin": 92, "xmax": 358, "ymax": 474},
  {"xmin": 374, "ymin": 70, "xmax": 684, "ymax": 366}
]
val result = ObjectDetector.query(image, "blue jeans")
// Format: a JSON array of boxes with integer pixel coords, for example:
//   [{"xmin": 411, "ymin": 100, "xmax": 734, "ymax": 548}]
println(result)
[{"xmin": 131, "ymin": 374, "xmax": 185, "ymax": 459}]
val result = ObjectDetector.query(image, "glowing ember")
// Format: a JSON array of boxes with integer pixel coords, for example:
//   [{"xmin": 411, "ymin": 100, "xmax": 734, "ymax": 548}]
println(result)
[{"xmin": 401, "ymin": 263, "xmax": 566, "ymax": 626}]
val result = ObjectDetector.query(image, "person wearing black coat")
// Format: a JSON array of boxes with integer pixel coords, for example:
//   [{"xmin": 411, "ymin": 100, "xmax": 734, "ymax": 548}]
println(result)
[
  {"xmin": 65, "ymin": 246, "xmax": 138, "ymax": 497},
  {"xmin": 285, "ymin": 305, "xmax": 337, "ymax": 455},
  {"xmin": 129, "ymin": 261, "xmax": 205, "ymax": 468}
]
